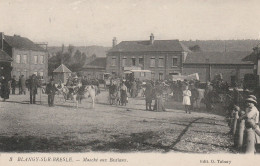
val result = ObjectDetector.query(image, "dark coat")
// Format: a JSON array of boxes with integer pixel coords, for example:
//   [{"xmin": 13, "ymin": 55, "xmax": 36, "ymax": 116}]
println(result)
[
  {"xmin": 46, "ymin": 83, "xmax": 57, "ymax": 95},
  {"xmin": 145, "ymin": 85, "xmax": 153, "ymax": 103},
  {"xmin": 29, "ymin": 77, "xmax": 39, "ymax": 94},
  {"xmin": 11, "ymin": 78, "xmax": 16, "ymax": 87},
  {"xmin": 1, "ymin": 79, "xmax": 10, "ymax": 99}
]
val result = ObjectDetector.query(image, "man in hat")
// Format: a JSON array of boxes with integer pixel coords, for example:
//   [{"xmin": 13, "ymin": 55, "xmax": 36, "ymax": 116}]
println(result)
[
  {"xmin": 11, "ymin": 75, "xmax": 16, "ymax": 95},
  {"xmin": 46, "ymin": 78, "xmax": 58, "ymax": 107},
  {"xmin": 29, "ymin": 74, "xmax": 39, "ymax": 104}
]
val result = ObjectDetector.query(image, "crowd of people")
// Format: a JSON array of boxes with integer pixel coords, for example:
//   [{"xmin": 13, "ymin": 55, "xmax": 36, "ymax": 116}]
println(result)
[
  {"xmin": 1, "ymin": 73, "xmax": 259, "ymax": 115},
  {"xmin": 0, "ymin": 74, "xmax": 42, "ymax": 104}
]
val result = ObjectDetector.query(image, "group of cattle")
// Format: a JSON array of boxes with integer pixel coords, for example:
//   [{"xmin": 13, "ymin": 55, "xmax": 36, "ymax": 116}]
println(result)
[{"xmin": 51, "ymin": 83, "xmax": 98, "ymax": 108}]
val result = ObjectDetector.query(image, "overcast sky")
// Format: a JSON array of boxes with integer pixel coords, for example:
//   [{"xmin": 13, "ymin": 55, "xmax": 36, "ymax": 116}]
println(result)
[{"xmin": 1, "ymin": 0, "xmax": 260, "ymax": 46}]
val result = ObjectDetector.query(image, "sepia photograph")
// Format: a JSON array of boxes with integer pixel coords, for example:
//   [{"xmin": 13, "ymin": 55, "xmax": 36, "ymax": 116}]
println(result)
[{"xmin": 0, "ymin": 0, "xmax": 260, "ymax": 165}]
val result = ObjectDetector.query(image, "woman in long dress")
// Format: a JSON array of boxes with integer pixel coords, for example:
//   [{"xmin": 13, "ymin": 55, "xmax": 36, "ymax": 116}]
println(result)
[
  {"xmin": 183, "ymin": 85, "xmax": 191, "ymax": 114},
  {"xmin": 0, "ymin": 76, "xmax": 10, "ymax": 101}
]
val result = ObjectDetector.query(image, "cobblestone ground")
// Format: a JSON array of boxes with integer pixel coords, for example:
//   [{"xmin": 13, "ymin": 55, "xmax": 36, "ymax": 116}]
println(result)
[{"xmin": 0, "ymin": 88, "xmax": 235, "ymax": 153}]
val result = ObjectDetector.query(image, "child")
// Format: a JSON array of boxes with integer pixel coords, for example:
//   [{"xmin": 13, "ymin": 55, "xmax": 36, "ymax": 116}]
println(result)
[{"xmin": 183, "ymin": 85, "xmax": 192, "ymax": 114}]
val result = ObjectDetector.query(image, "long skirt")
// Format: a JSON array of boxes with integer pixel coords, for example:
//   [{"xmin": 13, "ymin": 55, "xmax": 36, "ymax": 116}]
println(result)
[
  {"xmin": 120, "ymin": 90, "xmax": 127, "ymax": 105},
  {"xmin": 1, "ymin": 86, "xmax": 10, "ymax": 99}
]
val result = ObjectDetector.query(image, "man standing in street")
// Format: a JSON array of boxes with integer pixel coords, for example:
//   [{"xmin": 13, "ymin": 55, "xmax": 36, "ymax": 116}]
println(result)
[
  {"xmin": 20, "ymin": 75, "xmax": 26, "ymax": 95},
  {"xmin": 11, "ymin": 75, "xmax": 16, "ymax": 95},
  {"xmin": 29, "ymin": 74, "xmax": 38, "ymax": 104},
  {"xmin": 204, "ymin": 81, "xmax": 214, "ymax": 111},
  {"xmin": 46, "ymin": 78, "xmax": 57, "ymax": 107}
]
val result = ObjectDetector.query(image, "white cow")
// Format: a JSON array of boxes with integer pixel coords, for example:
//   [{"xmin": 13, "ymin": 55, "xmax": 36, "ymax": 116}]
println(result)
[{"xmin": 56, "ymin": 84, "xmax": 97, "ymax": 109}]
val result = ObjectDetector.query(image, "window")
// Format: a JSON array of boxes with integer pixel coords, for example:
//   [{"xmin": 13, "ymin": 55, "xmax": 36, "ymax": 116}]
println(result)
[
  {"xmin": 34, "ymin": 56, "xmax": 38, "ymax": 64},
  {"xmin": 158, "ymin": 58, "xmax": 164, "ymax": 67},
  {"xmin": 39, "ymin": 55, "xmax": 44, "ymax": 64},
  {"xmin": 111, "ymin": 57, "xmax": 116, "ymax": 66},
  {"xmin": 22, "ymin": 55, "xmax": 27, "ymax": 64},
  {"xmin": 150, "ymin": 58, "xmax": 155, "ymax": 67},
  {"xmin": 139, "ymin": 58, "xmax": 144, "ymax": 67},
  {"xmin": 151, "ymin": 72, "xmax": 155, "ymax": 78},
  {"xmin": 132, "ymin": 58, "xmax": 136, "ymax": 66},
  {"xmin": 159, "ymin": 73, "xmax": 163, "ymax": 80},
  {"xmin": 122, "ymin": 58, "xmax": 127, "ymax": 67},
  {"xmin": 140, "ymin": 72, "xmax": 145, "ymax": 77},
  {"xmin": 16, "ymin": 55, "xmax": 21, "ymax": 63},
  {"xmin": 172, "ymin": 58, "xmax": 178, "ymax": 66}
]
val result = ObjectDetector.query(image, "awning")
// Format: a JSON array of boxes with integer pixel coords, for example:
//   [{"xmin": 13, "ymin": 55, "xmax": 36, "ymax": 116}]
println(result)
[{"xmin": 124, "ymin": 71, "xmax": 132, "ymax": 74}]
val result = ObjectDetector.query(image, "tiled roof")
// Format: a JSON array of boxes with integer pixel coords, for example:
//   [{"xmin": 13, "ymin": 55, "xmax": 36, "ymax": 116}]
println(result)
[
  {"xmin": 108, "ymin": 40, "xmax": 188, "ymax": 52},
  {"xmin": 83, "ymin": 57, "xmax": 106, "ymax": 69},
  {"xmin": 4, "ymin": 35, "xmax": 46, "ymax": 52},
  {"xmin": 184, "ymin": 51, "xmax": 253, "ymax": 65},
  {"xmin": 53, "ymin": 64, "xmax": 72, "ymax": 73},
  {"xmin": 0, "ymin": 50, "xmax": 12, "ymax": 62},
  {"xmin": 242, "ymin": 52, "xmax": 256, "ymax": 62}
]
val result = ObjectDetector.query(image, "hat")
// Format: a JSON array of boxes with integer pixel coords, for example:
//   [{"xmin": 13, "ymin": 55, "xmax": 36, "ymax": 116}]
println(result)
[
  {"xmin": 248, "ymin": 95, "xmax": 257, "ymax": 101},
  {"xmin": 245, "ymin": 98, "xmax": 257, "ymax": 104},
  {"xmin": 244, "ymin": 89, "xmax": 250, "ymax": 92}
]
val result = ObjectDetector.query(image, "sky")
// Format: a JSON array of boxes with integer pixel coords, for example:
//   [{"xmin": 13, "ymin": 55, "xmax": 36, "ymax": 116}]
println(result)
[{"xmin": 1, "ymin": 0, "xmax": 260, "ymax": 46}]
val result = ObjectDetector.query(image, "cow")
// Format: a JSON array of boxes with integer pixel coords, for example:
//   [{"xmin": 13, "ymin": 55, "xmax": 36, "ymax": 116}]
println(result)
[{"xmin": 56, "ymin": 84, "xmax": 97, "ymax": 109}]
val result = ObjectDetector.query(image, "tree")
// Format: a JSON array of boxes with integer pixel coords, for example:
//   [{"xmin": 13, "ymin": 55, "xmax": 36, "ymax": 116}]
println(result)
[
  {"xmin": 69, "ymin": 50, "xmax": 87, "ymax": 72},
  {"xmin": 68, "ymin": 44, "xmax": 74, "ymax": 56},
  {"xmin": 189, "ymin": 45, "xmax": 201, "ymax": 52}
]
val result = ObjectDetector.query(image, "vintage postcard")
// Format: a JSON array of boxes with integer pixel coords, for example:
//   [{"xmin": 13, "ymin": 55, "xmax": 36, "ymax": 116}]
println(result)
[{"xmin": 0, "ymin": 0, "xmax": 260, "ymax": 165}]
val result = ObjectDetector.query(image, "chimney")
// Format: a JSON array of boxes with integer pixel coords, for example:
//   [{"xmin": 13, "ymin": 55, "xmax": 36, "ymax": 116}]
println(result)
[
  {"xmin": 150, "ymin": 33, "xmax": 154, "ymax": 44},
  {"xmin": 112, "ymin": 37, "xmax": 117, "ymax": 47},
  {"xmin": 0, "ymin": 32, "xmax": 4, "ymax": 50}
]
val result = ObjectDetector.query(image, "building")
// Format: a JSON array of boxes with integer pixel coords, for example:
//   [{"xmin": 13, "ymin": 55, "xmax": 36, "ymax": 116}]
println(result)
[
  {"xmin": 106, "ymin": 34, "xmax": 190, "ymax": 80},
  {"xmin": 0, "ymin": 32, "xmax": 48, "ymax": 81},
  {"xmin": 183, "ymin": 51, "xmax": 254, "ymax": 85},
  {"xmin": 53, "ymin": 64, "xmax": 72, "ymax": 83},
  {"xmin": 0, "ymin": 50, "xmax": 13, "ymax": 80},
  {"xmin": 80, "ymin": 57, "xmax": 106, "ymax": 80}
]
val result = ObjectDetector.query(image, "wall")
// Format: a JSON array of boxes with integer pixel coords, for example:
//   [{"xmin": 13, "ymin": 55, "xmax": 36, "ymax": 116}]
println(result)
[
  {"xmin": 11, "ymin": 48, "xmax": 48, "ymax": 81},
  {"xmin": 106, "ymin": 51, "xmax": 183, "ymax": 80},
  {"xmin": 80, "ymin": 68, "xmax": 106, "ymax": 80},
  {"xmin": 183, "ymin": 63, "xmax": 253, "ymax": 83}
]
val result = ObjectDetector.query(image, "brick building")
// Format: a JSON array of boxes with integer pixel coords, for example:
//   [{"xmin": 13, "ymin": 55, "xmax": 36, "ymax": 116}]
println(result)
[
  {"xmin": 0, "ymin": 32, "xmax": 48, "ymax": 81},
  {"xmin": 183, "ymin": 51, "xmax": 254, "ymax": 84},
  {"xmin": 106, "ymin": 34, "xmax": 190, "ymax": 80}
]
